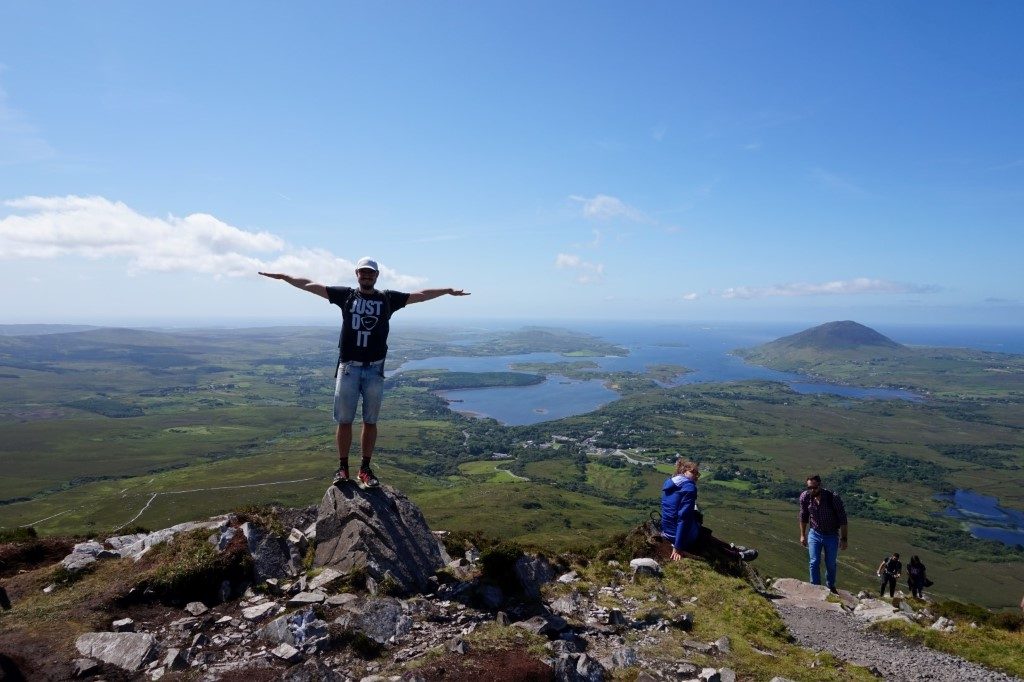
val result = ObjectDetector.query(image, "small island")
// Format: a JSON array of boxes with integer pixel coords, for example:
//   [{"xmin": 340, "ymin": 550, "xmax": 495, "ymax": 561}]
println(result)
[
  {"xmin": 387, "ymin": 369, "xmax": 545, "ymax": 390},
  {"xmin": 735, "ymin": 320, "xmax": 1024, "ymax": 398}
]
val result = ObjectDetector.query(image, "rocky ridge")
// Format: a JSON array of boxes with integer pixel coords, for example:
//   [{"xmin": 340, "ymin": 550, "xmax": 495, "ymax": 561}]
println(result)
[{"xmin": 2, "ymin": 485, "xmax": 1019, "ymax": 681}]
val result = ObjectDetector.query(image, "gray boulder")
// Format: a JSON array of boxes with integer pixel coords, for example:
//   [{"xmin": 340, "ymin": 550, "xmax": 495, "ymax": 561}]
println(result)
[
  {"xmin": 550, "ymin": 590, "xmax": 586, "ymax": 618},
  {"xmin": 610, "ymin": 647, "xmax": 637, "ymax": 668},
  {"xmin": 309, "ymin": 567, "xmax": 344, "ymax": 592},
  {"xmin": 75, "ymin": 632, "xmax": 156, "ymax": 672},
  {"xmin": 555, "ymin": 653, "xmax": 606, "ymax": 682},
  {"xmin": 72, "ymin": 658, "xmax": 101, "ymax": 678},
  {"xmin": 115, "ymin": 517, "xmax": 229, "ymax": 561},
  {"xmin": 242, "ymin": 522, "xmax": 291, "ymax": 581},
  {"xmin": 259, "ymin": 613, "xmax": 297, "ymax": 646},
  {"xmin": 629, "ymin": 558, "xmax": 662, "ymax": 578},
  {"xmin": 314, "ymin": 485, "xmax": 450, "ymax": 594},
  {"xmin": 271, "ymin": 643, "xmax": 302, "ymax": 663},
  {"xmin": 287, "ymin": 527, "xmax": 308, "ymax": 576},
  {"xmin": 514, "ymin": 553, "xmax": 555, "ymax": 599},
  {"xmin": 60, "ymin": 553, "xmax": 97, "ymax": 574},
  {"xmin": 111, "ymin": 618, "xmax": 134, "ymax": 632},
  {"xmin": 352, "ymin": 597, "xmax": 412, "ymax": 644}
]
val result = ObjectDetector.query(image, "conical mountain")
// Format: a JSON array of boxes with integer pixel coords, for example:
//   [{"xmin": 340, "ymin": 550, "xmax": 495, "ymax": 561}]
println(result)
[
  {"xmin": 735, "ymin": 321, "xmax": 908, "ymax": 369},
  {"xmin": 761, "ymin": 321, "xmax": 903, "ymax": 352}
]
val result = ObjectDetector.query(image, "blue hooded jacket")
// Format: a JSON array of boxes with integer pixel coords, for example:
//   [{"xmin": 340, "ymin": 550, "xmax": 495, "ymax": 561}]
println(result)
[{"xmin": 661, "ymin": 474, "xmax": 700, "ymax": 550}]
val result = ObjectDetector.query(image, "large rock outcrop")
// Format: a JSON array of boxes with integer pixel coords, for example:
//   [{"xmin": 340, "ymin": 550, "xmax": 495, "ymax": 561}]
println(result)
[
  {"xmin": 75, "ymin": 632, "xmax": 156, "ymax": 672},
  {"xmin": 314, "ymin": 484, "xmax": 450, "ymax": 594}
]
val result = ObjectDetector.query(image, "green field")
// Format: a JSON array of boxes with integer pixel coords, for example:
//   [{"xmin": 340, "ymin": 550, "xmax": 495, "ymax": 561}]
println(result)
[{"xmin": 1, "ymin": 324, "xmax": 1021, "ymax": 609}]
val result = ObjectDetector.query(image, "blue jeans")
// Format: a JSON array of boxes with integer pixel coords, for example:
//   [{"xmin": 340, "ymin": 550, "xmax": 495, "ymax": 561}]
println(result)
[
  {"xmin": 808, "ymin": 529, "xmax": 839, "ymax": 589},
  {"xmin": 333, "ymin": 361, "xmax": 385, "ymax": 425}
]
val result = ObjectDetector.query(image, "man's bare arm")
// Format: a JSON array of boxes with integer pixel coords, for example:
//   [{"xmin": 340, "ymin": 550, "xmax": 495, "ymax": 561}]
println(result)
[
  {"xmin": 258, "ymin": 272, "xmax": 328, "ymax": 300},
  {"xmin": 407, "ymin": 288, "xmax": 471, "ymax": 304},
  {"xmin": 799, "ymin": 520, "xmax": 809, "ymax": 547}
]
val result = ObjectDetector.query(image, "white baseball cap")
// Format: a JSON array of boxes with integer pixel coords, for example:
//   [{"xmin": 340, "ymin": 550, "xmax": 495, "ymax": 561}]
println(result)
[{"xmin": 355, "ymin": 257, "xmax": 379, "ymax": 272}]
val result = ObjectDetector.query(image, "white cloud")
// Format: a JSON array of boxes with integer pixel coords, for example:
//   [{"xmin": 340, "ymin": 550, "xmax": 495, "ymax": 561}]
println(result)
[
  {"xmin": 571, "ymin": 229, "xmax": 603, "ymax": 250},
  {"xmin": 0, "ymin": 195, "xmax": 427, "ymax": 289},
  {"xmin": 718, "ymin": 278, "xmax": 940, "ymax": 299},
  {"xmin": 555, "ymin": 252, "xmax": 604, "ymax": 284},
  {"xmin": 569, "ymin": 194, "xmax": 650, "ymax": 223},
  {"xmin": 681, "ymin": 293, "xmax": 699, "ymax": 301}
]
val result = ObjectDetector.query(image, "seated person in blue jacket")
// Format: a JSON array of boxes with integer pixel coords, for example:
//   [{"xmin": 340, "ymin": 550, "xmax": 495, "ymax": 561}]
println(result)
[{"xmin": 661, "ymin": 459, "xmax": 757, "ymax": 562}]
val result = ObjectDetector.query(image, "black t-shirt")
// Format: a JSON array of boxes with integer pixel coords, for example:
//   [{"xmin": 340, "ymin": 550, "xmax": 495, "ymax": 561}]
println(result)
[
  {"xmin": 326, "ymin": 287, "xmax": 410, "ymax": 363},
  {"xmin": 882, "ymin": 556, "xmax": 902, "ymax": 576}
]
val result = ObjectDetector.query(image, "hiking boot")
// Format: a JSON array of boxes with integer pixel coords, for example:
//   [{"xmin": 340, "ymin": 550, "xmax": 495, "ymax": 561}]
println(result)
[
  {"xmin": 332, "ymin": 464, "xmax": 350, "ymax": 486},
  {"xmin": 738, "ymin": 548, "xmax": 758, "ymax": 562},
  {"xmin": 358, "ymin": 467, "xmax": 380, "ymax": 488}
]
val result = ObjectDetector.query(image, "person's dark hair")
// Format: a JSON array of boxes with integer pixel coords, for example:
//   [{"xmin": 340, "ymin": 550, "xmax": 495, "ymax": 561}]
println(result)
[
  {"xmin": 806, "ymin": 474, "xmax": 821, "ymax": 484},
  {"xmin": 910, "ymin": 555, "xmax": 921, "ymax": 566},
  {"xmin": 892, "ymin": 552, "xmax": 900, "ymax": 559}
]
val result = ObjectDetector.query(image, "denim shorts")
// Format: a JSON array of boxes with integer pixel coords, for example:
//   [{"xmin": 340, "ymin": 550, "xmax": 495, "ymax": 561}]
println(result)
[{"xmin": 333, "ymin": 361, "xmax": 385, "ymax": 425}]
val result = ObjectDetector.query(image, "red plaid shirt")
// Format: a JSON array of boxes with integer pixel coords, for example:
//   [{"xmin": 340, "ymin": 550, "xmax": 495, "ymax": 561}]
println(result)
[{"xmin": 799, "ymin": 488, "xmax": 848, "ymax": 534}]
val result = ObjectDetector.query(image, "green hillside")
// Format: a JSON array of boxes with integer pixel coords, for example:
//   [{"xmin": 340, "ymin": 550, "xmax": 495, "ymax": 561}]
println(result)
[
  {"xmin": 736, "ymin": 321, "xmax": 1024, "ymax": 398},
  {"xmin": 1, "ymin": 325, "xmax": 1022, "ymax": 611}
]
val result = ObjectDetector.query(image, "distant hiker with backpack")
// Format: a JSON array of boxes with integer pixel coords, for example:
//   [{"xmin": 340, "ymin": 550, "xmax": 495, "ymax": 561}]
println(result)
[
  {"xmin": 906, "ymin": 555, "xmax": 929, "ymax": 599},
  {"xmin": 259, "ymin": 258, "xmax": 469, "ymax": 488},
  {"xmin": 877, "ymin": 552, "xmax": 902, "ymax": 598},
  {"xmin": 660, "ymin": 459, "xmax": 758, "ymax": 563},
  {"xmin": 799, "ymin": 474, "xmax": 849, "ymax": 593}
]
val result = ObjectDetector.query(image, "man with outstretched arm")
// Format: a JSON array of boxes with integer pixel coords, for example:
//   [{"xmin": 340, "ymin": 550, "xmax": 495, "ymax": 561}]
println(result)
[
  {"xmin": 799, "ymin": 474, "xmax": 848, "ymax": 593},
  {"xmin": 259, "ymin": 257, "xmax": 469, "ymax": 488}
]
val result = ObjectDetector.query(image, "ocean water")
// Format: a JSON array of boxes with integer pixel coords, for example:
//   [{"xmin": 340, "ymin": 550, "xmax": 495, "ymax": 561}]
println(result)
[
  {"xmin": 397, "ymin": 322, "xmax": 929, "ymax": 425},
  {"xmin": 398, "ymin": 322, "xmax": 1024, "ymax": 548}
]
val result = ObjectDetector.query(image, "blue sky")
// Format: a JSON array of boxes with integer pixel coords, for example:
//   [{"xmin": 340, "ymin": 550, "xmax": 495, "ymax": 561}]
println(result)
[{"xmin": 1, "ymin": 2, "xmax": 1021, "ymax": 326}]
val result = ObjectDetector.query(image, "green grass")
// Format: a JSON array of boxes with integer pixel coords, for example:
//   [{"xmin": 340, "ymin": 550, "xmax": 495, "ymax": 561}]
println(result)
[
  {"xmin": 2, "ymin": 326, "xmax": 1022, "ymax": 611},
  {"xmin": 874, "ymin": 619, "xmax": 1024, "ymax": 678},
  {"xmin": 547, "ymin": 556, "xmax": 879, "ymax": 681},
  {"xmin": 457, "ymin": 460, "xmax": 520, "ymax": 483}
]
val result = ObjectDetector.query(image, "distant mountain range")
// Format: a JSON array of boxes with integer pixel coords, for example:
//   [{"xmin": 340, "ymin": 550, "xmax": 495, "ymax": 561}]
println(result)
[{"xmin": 0, "ymin": 324, "xmax": 100, "ymax": 336}]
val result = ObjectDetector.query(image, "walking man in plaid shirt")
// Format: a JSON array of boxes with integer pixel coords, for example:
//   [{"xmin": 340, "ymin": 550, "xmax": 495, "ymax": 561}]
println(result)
[{"xmin": 798, "ymin": 474, "xmax": 849, "ymax": 593}]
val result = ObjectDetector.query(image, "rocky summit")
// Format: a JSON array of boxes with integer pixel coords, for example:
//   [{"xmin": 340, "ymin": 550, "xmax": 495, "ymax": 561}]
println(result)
[
  {"xmin": 315, "ymin": 484, "xmax": 450, "ymax": 595},
  {"xmin": 0, "ymin": 485, "xmax": 1020, "ymax": 681}
]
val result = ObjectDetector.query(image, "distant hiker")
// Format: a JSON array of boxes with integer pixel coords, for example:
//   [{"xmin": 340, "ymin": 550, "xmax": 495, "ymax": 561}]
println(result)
[
  {"xmin": 660, "ymin": 459, "xmax": 758, "ymax": 563},
  {"xmin": 906, "ymin": 555, "xmax": 928, "ymax": 599},
  {"xmin": 259, "ymin": 259, "xmax": 469, "ymax": 488},
  {"xmin": 798, "ymin": 474, "xmax": 848, "ymax": 593},
  {"xmin": 877, "ymin": 552, "xmax": 902, "ymax": 598}
]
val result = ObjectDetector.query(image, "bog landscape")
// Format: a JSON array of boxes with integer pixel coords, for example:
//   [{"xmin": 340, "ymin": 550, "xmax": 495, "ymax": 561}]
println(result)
[
  {"xmin": 2, "ymin": 320, "xmax": 1024, "ymax": 680},
  {"xmin": 2, "ymin": 320, "xmax": 1021, "ymax": 611}
]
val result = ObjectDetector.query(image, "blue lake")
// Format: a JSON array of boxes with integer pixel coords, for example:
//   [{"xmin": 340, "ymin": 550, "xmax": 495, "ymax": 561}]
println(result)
[
  {"xmin": 939, "ymin": 489, "xmax": 1024, "ymax": 548},
  {"xmin": 395, "ymin": 323, "xmax": 922, "ymax": 425}
]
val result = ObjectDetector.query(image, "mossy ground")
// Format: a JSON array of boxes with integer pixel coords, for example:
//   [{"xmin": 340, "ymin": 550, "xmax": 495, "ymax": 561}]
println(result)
[
  {"xmin": 545, "ymin": 556, "xmax": 880, "ymax": 682},
  {"xmin": 874, "ymin": 616, "xmax": 1024, "ymax": 678}
]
